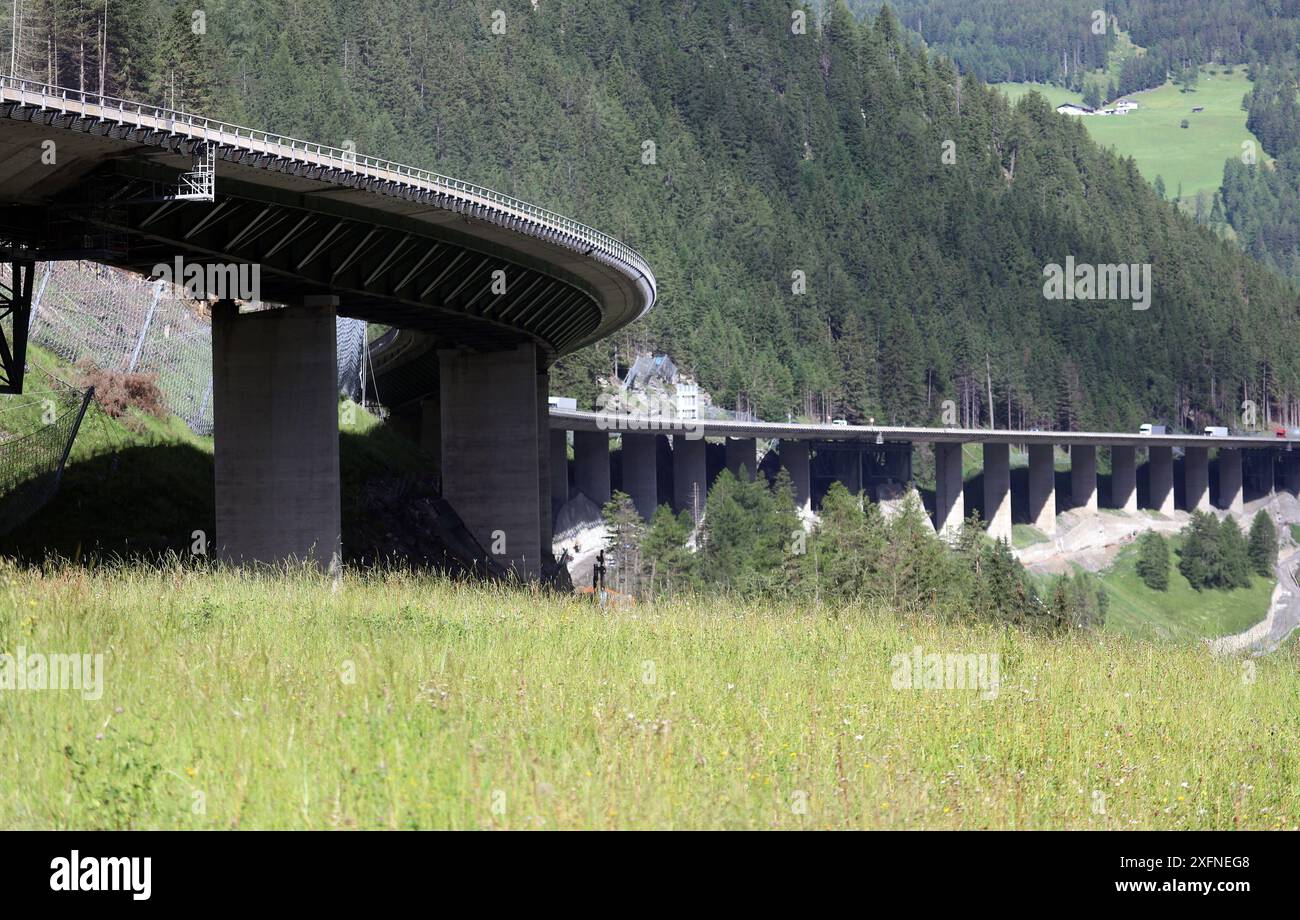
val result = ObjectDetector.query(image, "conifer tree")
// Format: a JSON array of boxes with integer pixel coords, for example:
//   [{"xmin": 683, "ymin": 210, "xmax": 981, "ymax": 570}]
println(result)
[
  {"xmin": 1247, "ymin": 510, "xmax": 1278, "ymax": 579},
  {"xmin": 1135, "ymin": 530, "xmax": 1170, "ymax": 591}
]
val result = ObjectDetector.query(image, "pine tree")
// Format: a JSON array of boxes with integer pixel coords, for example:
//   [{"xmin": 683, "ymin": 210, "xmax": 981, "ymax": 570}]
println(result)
[
  {"xmin": 1247, "ymin": 510, "xmax": 1278, "ymax": 579},
  {"xmin": 1217, "ymin": 516, "xmax": 1253, "ymax": 589},
  {"xmin": 601, "ymin": 491, "xmax": 645, "ymax": 596},
  {"xmin": 1178, "ymin": 511, "xmax": 1219, "ymax": 590},
  {"xmin": 642, "ymin": 504, "xmax": 693, "ymax": 598},
  {"xmin": 1135, "ymin": 530, "xmax": 1170, "ymax": 591}
]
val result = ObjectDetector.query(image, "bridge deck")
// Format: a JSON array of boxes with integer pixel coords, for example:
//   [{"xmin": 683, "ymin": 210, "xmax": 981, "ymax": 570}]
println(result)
[{"xmin": 549, "ymin": 409, "xmax": 1300, "ymax": 450}]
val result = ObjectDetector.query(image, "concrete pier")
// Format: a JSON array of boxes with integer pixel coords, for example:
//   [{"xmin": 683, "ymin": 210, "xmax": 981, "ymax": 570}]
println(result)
[
  {"xmin": 1027, "ymin": 444, "xmax": 1057, "ymax": 535},
  {"xmin": 212, "ymin": 300, "xmax": 340, "ymax": 569},
  {"xmin": 574, "ymin": 430, "xmax": 611, "ymax": 507},
  {"xmin": 726, "ymin": 437, "xmax": 757, "ymax": 481},
  {"xmin": 419, "ymin": 398, "xmax": 440, "ymax": 461},
  {"xmin": 1110, "ymin": 445, "xmax": 1137, "ymax": 512},
  {"xmin": 440, "ymin": 343, "xmax": 547, "ymax": 578},
  {"xmin": 1285, "ymin": 453, "xmax": 1300, "ymax": 496},
  {"xmin": 983, "ymin": 443, "xmax": 1011, "ymax": 541},
  {"xmin": 780, "ymin": 440, "xmax": 812, "ymax": 513},
  {"xmin": 673, "ymin": 435, "xmax": 708, "ymax": 520},
  {"xmin": 1148, "ymin": 446, "xmax": 1174, "ymax": 515},
  {"xmin": 933, "ymin": 442, "xmax": 965, "ymax": 537},
  {"xmin": 1185, "ymin": 446, "xmax": 1210, "ymax": 512},
  {"xmin": 1217, "ymin": 448, "xmax": 1243, "ymax": 514},
  {"xmin": 623, "ymin": 433, "xmax": 658, "ymax": 520},
  {"xmin": 550, "ymin": 429, "xmax": 569, "ymax": 517},
  {"xmin": 1257, "ymin": 450, "xmax": 1275, "ymax": 498},
  {"xmin": 1070, "ymin": 444, "xmax": 1097, "ymax": 512}
]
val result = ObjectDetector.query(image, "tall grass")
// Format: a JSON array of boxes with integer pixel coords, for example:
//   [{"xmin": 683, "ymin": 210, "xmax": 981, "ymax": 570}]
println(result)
[{"xmin": 0, "ymin": 561, "xmax": 1295, "ymax": 829}]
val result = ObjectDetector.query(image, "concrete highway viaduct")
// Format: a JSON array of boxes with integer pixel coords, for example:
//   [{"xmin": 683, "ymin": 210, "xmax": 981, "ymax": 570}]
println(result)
[
  {"xmin": 545, "ymin": 411, "xmax": 1300, "ymax": 540},
  {"xmin": 0, "ymin": 79, "xmax": 655, "ymax": 575},
  {"xmin": 4, "ymin": 80, "xmax": 1296, "ymax": 574}
]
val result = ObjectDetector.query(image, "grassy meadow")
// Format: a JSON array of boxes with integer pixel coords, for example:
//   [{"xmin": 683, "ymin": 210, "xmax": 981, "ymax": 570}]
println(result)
[
  {"xmin": 1, "ymin": 563, "xmax": 1296, "ymax": 830},
  {"xmin": 996, "ymin": 67, "xmax": 1266, "ymax": 201}
]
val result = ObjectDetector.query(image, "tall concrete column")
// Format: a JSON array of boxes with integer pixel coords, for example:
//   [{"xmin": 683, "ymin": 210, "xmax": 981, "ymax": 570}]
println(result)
[
  {"xmin": 537, "ymin": 371, "xmax": 552, "ymax": 552},
  {"xmin": 1216, "ymin": 448, "xmax": 1243, "ymax": 514},
  {"xmin": 673, "ymin": 435, "xmax": 707, "ymax": 520},
  {"xmin": 439, "ymin": 343, "xmax": 547, "ymax": 579},
  {"xmin": 1070, "ymin": 444, "xmax": 1097, "ymax": 512},
  {"xmin": 212, "ymin": 300, "xmax": 340, "ymax": 569},
  {"xmin": 1255, "ymin": 449, "xmax": 1275, "ymax": 499},
  {"xmin": 726, "ymin": 437, "xmax": 757, "ymax": 481},
  {"xmin": 1146, "ymin": 446, "xmax": 1174, "ymax": 515},
  {"xmin": 983, "ymin": 443, "xmax": 1011, "ymax": 541},
  {"xmin": 550, "ymin": 429, "xmax": 569, "ymax": 517},
  {"xmin": 623, "ymin": 433, "xmax": 658, "ymax": 520},
  {"xmin": 419, "ymin": 397, "xmax": 440, "ymax": 461},
  {"xmin": 1027, "ymin": 444, "xmax": 1057, "ymax": 535},
  {"xmin": 1284, "ymin": 453, "xmax": 1300, "ymax": 496},
  {"xmin": 933, "ymin": 442, "xmax": 965, "ymax": 538},
  {"xmin": 780, "ymin": 440, "xmax": 812, "ymax": 513},
  {"xmin": 574, "ymin": 430, "xmax": 610, "ymax": 507},
  {"xmin": 1110, "ymin": 445, "xmax": 1137, "ymax": 512},
  {"xmin": 1185, "ymin": 446, "xmax": 1210, "ymax": 512}
]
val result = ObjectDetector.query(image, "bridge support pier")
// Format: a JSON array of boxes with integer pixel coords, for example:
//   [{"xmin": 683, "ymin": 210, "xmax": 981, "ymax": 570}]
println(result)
[
  {"xmin": 439, "ymin": 343, "xmax": 549, "ymax": 579},
  {"xmin": 726, "ymin": 437, "xmax": 757, "ymax": 481},
  {"xmin": 1257, "ymin": 450, "xmax": 1275, "ymax": 497},
  {"xmin": 933, "ymin": 442, "xmax": 964, "ymax": 538},
  {"xmin": 211, "ymin": 300, "xmax": 340, "ymax": 569},
  {"xmin": 623, "ymin": 433, "xmax": 658, "ymax": 520},
  {"xmin": 1216, "ymin": 448, "xmax": 1243, "ymax": 514},
  {"xmin": 419, "ymin": 398, "xmax": 441, "ymax": 462},
  {"xmin": 1110, "ymin": 446, "xmax": 1137, "ymax": 512},
  {"xmin": 1285, "ymin": 452, "xmax": 1300, "ymax": 496},
  {"xmin": 574, "ymin": 431, "xmax": 611, "ymax": 507},
  {"xmin": 1185, "ymin": 446, "xmax": 1210, "ymax": 512},
  {"xmin": 780, "ymin": 440, "xmax": 812, "ymax": 514},
  {"xmin": 1147, "ymin": 446, "xmax": 1174, "ymax": 515},
  {"xmin": 1070, "ymin": 444, "xmax": 1097, "ymax": 512},
  {"xmin": 550, "ymin": 429, "xmax": 569, "ymax": 518},
  {"xmin": 1027, "ymin": 444, "xmax": 1056, "ymax": 535},
  {"xmin": 673, "ymin": 435, "xmax": 707, "ymax": 520},
  {"xmin": 983, "ymin": 443, "xmax": 1011, "ymax": 542}
]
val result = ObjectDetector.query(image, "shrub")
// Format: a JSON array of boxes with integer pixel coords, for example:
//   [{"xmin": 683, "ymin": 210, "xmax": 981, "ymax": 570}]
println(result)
[{"xmin": 76, "ymin": 361, "xmax": 166, "ymax": 419}]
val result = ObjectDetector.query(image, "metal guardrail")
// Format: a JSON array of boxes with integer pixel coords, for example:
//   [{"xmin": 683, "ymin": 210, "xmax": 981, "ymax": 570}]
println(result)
[
  {"xmin": 0, "ymin": 76, "xmax": 657, "ymax": 316},
  {"xmin": 548, "ymin": 408, "xmax": 1300, "ymax": 449}
]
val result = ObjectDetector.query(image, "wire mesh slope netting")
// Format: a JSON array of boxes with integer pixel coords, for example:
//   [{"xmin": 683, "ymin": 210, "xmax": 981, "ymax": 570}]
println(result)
[
  {"xmin": 0, "ymin": 368, "xmax": 92, "ymax": 535},
  {"xmin": 25, "ymin": 261, "xmax": 367, "ymax": 434},
  {"xmin": 0, "ymin": 261, "xmax": 366, "ymax": 533}
]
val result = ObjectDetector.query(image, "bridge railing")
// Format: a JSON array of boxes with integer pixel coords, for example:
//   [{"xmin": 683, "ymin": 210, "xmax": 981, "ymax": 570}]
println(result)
[{"xmin": 0, "ymin": 76, "xmax": 656, "ymax": 313}]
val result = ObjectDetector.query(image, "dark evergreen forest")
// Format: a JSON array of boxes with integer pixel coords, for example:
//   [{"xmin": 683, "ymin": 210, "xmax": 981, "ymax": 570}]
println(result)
[
  {"xmin": 855, "ymin": 0, "xmax": 1300, "ymax": 93},
  {"xmin": 12, "ymin": 1, "xmax": 1300, "ymax": 429}
]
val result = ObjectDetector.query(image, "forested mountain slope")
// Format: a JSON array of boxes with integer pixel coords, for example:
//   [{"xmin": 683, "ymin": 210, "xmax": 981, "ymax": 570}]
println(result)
[
  {"xmin": 14, "ymin": 1, "xmax": 1300, "ymax": 429},
  {"xmin": 852, "ymin": 0, "xmax": 1300, "ymax": 93}
]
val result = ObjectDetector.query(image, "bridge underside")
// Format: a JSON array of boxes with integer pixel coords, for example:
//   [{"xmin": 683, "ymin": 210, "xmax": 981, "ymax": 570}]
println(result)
[
  {"xmin": 0, "ymin": 98, "xmax": 654, "ymax": 577},
  {"xmin": 3, "ymin": 167, "xmax": 604, "ymax": 357}
]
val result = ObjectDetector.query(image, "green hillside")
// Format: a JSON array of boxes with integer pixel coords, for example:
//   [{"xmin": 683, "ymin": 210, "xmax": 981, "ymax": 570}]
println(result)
[
  {"xmin": 1096, "ymin": 537, "xmax": 1273, "ymax": 642},
  {"xmin": 998, "ymin": 69, "xmax": 1267, "ymax": 203}
]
